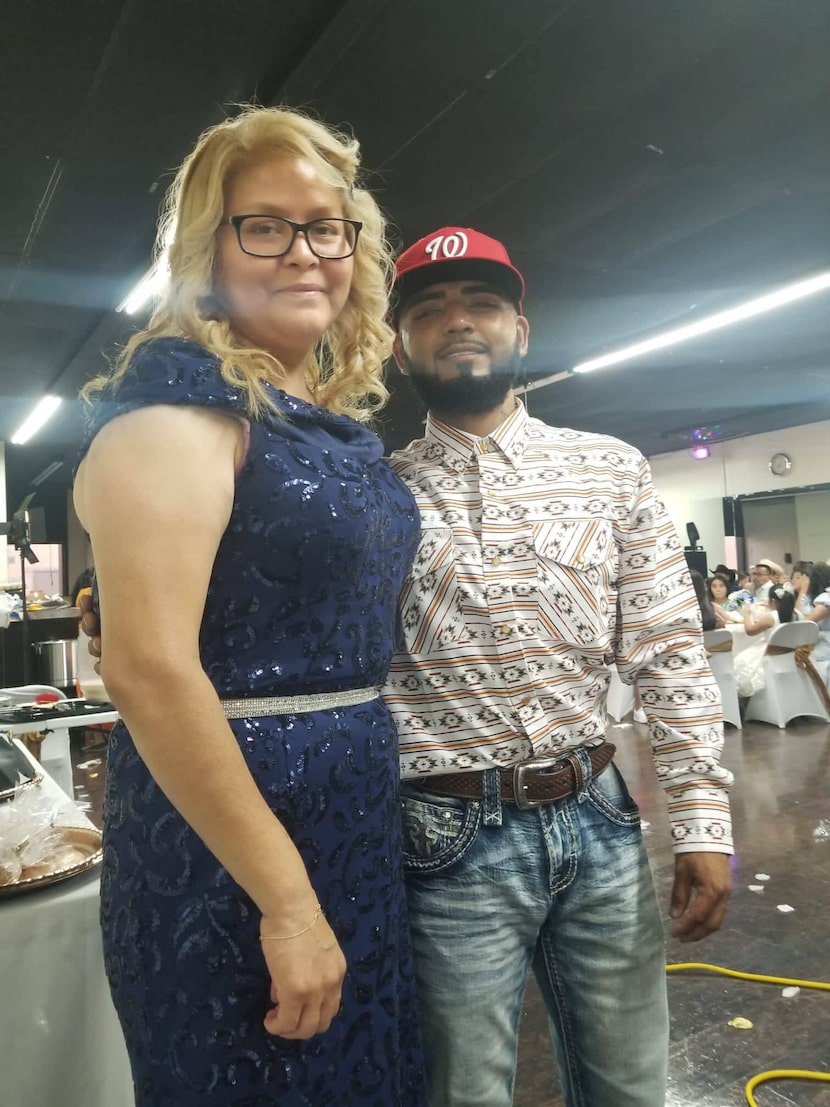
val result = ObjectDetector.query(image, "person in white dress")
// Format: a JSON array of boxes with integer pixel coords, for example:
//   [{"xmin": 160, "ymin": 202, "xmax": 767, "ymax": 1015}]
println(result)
[{"xmin": 734, "ymin": 585, "xmax": 796, "ymax": 697}]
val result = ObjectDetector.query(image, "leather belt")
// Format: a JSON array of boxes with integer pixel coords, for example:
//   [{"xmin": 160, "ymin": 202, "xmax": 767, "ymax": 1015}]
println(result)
[{"xmin": 419, "ymin": 740, "xmax": 616, "ymax": 811}]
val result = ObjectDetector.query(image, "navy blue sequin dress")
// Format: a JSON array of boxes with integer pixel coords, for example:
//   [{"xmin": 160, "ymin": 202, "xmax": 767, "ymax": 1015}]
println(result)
[{"xmin": 78, "ymin": 338, "xmax": 426, "ymax": 1107}]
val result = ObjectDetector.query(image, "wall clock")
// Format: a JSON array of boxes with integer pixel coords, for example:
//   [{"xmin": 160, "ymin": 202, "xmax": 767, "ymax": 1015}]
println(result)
[{"xmin": 769, "ymin": 452, "xmax": 792, "ymax": 476}]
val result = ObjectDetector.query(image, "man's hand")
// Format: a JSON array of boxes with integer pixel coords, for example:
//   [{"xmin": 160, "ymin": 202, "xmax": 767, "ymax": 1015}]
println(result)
[
  {"xmin": 669, "ymin": 852, "xmax": 732, "ymax": 942},
  {"xmin": 78, "ymin": 591, "xmax": 102, "ymax": 665}
]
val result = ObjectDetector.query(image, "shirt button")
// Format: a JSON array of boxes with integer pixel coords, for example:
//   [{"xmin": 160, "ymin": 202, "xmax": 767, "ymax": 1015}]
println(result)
[
  {"xmin": 492, "ymin": 556, "xmax": 502, "ymax": 565},
  {"xmin": 521, "ymin": 696, "xmax": 533, "ymax": 706},
  {"xmin": 501, "ymin": 624, "xmax": 511, "ymax": 635}
]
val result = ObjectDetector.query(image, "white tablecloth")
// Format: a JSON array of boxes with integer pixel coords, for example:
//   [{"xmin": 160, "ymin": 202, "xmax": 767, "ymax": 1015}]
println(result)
[
  {"xmin": 0, "ymin": 747, "xmax": 133, "ymax": 1107},
  {"xmin": 0, "ymin": 707, "xmax": 118, "ymax": 798}
]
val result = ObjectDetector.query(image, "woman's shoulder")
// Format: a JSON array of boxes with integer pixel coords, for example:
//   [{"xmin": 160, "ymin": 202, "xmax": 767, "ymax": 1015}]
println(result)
[
  {"xmin": 78, "ymin": 338, "xmax": 245, "ymax": 465},
  {"xmin": 94, "ymin": 337, "xmax": 245, "ymax": 416},
  {"xmin": 117, "ymin": 337, "xmax": 238, "ymax": 403}
]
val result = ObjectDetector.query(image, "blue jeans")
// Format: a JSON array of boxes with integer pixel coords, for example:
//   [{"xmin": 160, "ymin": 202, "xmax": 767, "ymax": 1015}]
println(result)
[{"xmin": 401, "ymin": 753, "xmax": 669, "ymax": 1107}]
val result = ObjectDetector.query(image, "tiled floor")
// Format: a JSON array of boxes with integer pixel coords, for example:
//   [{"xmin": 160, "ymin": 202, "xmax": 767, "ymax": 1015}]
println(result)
[
  {"xmin": 70, "ymin": 717, "xmax": 830, "ymax": 1106},
  {"xmin": 511, "ymin": 718, "xmax": 830, "ymax": 1107}
]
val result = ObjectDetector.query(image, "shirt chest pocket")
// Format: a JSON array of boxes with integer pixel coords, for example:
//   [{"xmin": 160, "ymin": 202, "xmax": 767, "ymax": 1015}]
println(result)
[
  {"xmin": 532, "ymin": 517, "xmax": 618, "ymax": 653},
  {"xmin": 398, "ymin": 526, "xmax": 468, "ymax": 654}
]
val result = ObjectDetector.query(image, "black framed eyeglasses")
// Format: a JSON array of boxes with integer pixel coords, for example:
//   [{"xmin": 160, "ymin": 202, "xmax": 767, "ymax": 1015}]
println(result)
[{"xmin": 222, "ymin": 215, "xmax": 363, "ymax": 259}]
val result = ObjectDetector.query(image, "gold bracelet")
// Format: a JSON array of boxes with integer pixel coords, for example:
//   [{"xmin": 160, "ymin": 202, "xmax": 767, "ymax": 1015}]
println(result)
[{"xmin": 259, "ymin": 903, "xmax": 323, "ymax": 941}]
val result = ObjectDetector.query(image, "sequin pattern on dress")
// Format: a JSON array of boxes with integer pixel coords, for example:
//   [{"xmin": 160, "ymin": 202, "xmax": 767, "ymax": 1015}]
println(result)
[{"xmin": 79, "ymin": 337, "xmax": 426, "ymax": 1106}]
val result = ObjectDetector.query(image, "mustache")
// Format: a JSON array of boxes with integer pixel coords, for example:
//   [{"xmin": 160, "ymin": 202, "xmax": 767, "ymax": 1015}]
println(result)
[{"xmin": 436, "ymin": 340, "xmax": 490, "ymax": 358}]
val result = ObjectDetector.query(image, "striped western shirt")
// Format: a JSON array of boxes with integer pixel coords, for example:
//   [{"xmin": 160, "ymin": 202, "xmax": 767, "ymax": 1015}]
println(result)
[{"xmin": 385, "ymin": 400, "xmax": 733, "ymax": 854}]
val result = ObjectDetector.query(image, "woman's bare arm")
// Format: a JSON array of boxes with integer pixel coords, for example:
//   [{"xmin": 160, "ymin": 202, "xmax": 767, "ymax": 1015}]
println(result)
[{"xmin": 74, "ymin": 406, "xmax": 345, "ymax": 1038}]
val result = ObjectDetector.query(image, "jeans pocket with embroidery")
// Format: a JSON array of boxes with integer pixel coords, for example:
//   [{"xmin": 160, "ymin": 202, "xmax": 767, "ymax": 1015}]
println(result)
[{"xmin": 400, "ymin": 787, "xmax": 481, "ymax": 874}]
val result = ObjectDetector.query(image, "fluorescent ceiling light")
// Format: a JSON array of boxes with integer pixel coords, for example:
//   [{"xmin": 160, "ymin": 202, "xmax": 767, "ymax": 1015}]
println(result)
[
  {"xmin": 31, "ymin": 459, "xmax": 65, "ymax": 486},
  {"xmin": 116, "ymin": 261, "xmax": 169, "ymax": 314},
  {"xmin": 572, "ymin": 270, "xmax": 830, "ymax": 374},
  {"xmin": 11, "ymin": 396, "xmax": 63, "ymax": 445}
]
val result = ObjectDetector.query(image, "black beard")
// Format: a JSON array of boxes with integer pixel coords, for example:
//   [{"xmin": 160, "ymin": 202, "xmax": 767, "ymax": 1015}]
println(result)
[{"xmin": 401, "ymin": 341, "xmax": 524, "ymax": 416}]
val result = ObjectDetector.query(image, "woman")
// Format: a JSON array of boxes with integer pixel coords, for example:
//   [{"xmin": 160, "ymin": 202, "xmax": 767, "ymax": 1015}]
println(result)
[
  {"xmin": 689, "ymin": 569, "xmax": 718, "ymax": 631},
  {"xmin": 706, "ymin": 574, "xmax": 743, "ymax": 625},
  {"xmin": 712, "ymin": 564, "xmax": 738, "ymax": 592},
  {"xmin": 802, "ymin": 561, "xmax": 830, "ymax": 680},
  {"xmin": 734, "ymin": 584, "xmax": 796, "ymax": 697},
  {"xmin": 74, "ymin": 107, "xmax": 426, "ymax": 1106},
  {"xmin": 790, "ymin": 559, "xmax": 814, "ymax": 614}
]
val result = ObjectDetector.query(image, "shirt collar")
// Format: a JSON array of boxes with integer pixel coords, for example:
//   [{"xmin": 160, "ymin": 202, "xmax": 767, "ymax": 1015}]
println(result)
[{"xmin": 424, "ymin": 399, "xmax": 529, "ymax": 472}]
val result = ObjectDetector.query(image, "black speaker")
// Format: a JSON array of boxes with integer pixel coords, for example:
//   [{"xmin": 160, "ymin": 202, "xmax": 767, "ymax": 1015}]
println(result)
[
  {"xmin": 25, "ymin": 506, "xmax": 47, "ymax": 544},
  {"xmin": 683, "ymin": 549, "xmax": 708, "ymax": 578}
]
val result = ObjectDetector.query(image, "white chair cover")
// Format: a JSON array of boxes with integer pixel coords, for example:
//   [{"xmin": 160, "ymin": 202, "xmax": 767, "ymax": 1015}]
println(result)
[
  {"xmin": 703, "ymin": 629, "xmax": 742, "ymax": 729},
  {"xmin": 743, "ymin": 621, "xmax": 829, "ymax": 728}
]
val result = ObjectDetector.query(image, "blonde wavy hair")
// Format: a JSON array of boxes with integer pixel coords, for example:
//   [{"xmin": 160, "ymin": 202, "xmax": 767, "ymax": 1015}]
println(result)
[{"xmin": 82, "ymin": 105, "xmax": 395, "ymax": 421}]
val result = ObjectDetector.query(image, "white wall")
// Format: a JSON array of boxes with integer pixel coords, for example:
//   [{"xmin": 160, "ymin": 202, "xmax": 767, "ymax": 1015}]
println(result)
[
  {"xmin": 742, "ymin": 496, "xmax": 797, "ymax": 573},
  {"xmin": 794, "ymin": 491, "xmax": 830, "ymax": 563},
  {"xmin": 649, "ymin": 418, "xmax": 830, "ymax": 570}
]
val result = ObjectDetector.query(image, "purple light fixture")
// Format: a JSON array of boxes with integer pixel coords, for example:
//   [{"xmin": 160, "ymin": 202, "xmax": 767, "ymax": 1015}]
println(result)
[{"xmin": 689, "ymin": 445, "xmax": 711, "ymax": 460}]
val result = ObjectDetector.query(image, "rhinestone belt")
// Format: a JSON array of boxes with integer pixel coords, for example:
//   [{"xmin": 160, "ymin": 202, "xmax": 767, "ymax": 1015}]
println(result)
[{"xmin": 221, "ymin": 686, "xmax": 381, "ymax": 719}]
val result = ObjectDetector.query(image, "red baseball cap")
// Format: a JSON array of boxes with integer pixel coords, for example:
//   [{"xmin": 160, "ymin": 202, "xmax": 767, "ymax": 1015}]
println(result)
[{"xmin": 392, "ymin": 226, "xmax": 525, "ymax": 322}]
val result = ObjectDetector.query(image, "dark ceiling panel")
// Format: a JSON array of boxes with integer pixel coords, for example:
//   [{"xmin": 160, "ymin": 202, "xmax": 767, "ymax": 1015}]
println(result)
[
  {"xmin": 0, "ymin": 0, "xmax": 348, "ymax": 440},
  {"xmin": 2, "ymin": 0, "xmax": 829, "ymax": 510}
]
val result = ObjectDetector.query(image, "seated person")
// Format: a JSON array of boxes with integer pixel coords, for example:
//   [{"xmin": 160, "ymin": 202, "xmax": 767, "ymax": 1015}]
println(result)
[
  {"xmin": 801, "ymin": 562, "xmax": 830, "ymax": 681},
  {"xmin": 790, "ymin": 560, "xmax": 814, "ymax": 614},
  {"xmin": 734, "ymin": 585, "xmax": 795, "ymax": 697},
  {"xmin": 690, "ymin": 569, "xmax": 717, "ymax": 631},
  {"xmin": 713, "ymin": 564, "xmax": 739, "ymax": 592},
  {"xmin": 707, "ymin": 575, "xmax": 743, "ymax": 625},
  {"xmin": 750, "ymin": 559, "xmax": 783, "ymax": 602}
]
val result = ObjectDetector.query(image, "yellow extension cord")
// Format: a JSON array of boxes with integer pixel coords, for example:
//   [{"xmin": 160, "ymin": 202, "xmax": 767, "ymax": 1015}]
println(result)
[{"xmin": 666, "ymin": 962, "xmax": 830, "ymax": 1105}]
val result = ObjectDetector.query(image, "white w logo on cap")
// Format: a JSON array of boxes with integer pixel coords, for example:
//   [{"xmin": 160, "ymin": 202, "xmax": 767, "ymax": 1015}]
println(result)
[{"xmin": 424, "ymin": 232, "xmax": 469, "ymax": 260}]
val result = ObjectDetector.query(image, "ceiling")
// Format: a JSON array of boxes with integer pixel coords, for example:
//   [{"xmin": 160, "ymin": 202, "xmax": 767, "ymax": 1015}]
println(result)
[{"xmin": 2, "ymin": 0, "xmax": 829, "ymax": 513}]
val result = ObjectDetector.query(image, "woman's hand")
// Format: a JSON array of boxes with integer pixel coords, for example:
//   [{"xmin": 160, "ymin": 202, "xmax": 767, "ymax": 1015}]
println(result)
[{"xmin": 260, "ymin": 907, "xmax": 346, "ymax": 1039}]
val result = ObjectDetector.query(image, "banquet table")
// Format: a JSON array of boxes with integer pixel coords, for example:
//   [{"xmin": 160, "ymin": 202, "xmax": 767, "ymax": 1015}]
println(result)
[
  {"xmin": 0, "ymin": 703, "xmax": 118, "ymax": 798},
  {"xmin": 0, "ymin": 744, "xmax": 133, "ymax": 1107}
]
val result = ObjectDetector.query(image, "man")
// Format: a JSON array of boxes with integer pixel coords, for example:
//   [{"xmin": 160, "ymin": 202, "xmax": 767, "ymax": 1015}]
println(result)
[
  {"xmin": 81, "ymin": 226, "xmax": 733, "ymax": 1107},
  {"xmin": 383, "ymin": 227, "xmax": 733, "ymax": 1107},
  {"xmin": 751, "ymin": 559, "xmax": 783, "ymax": 602}
]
